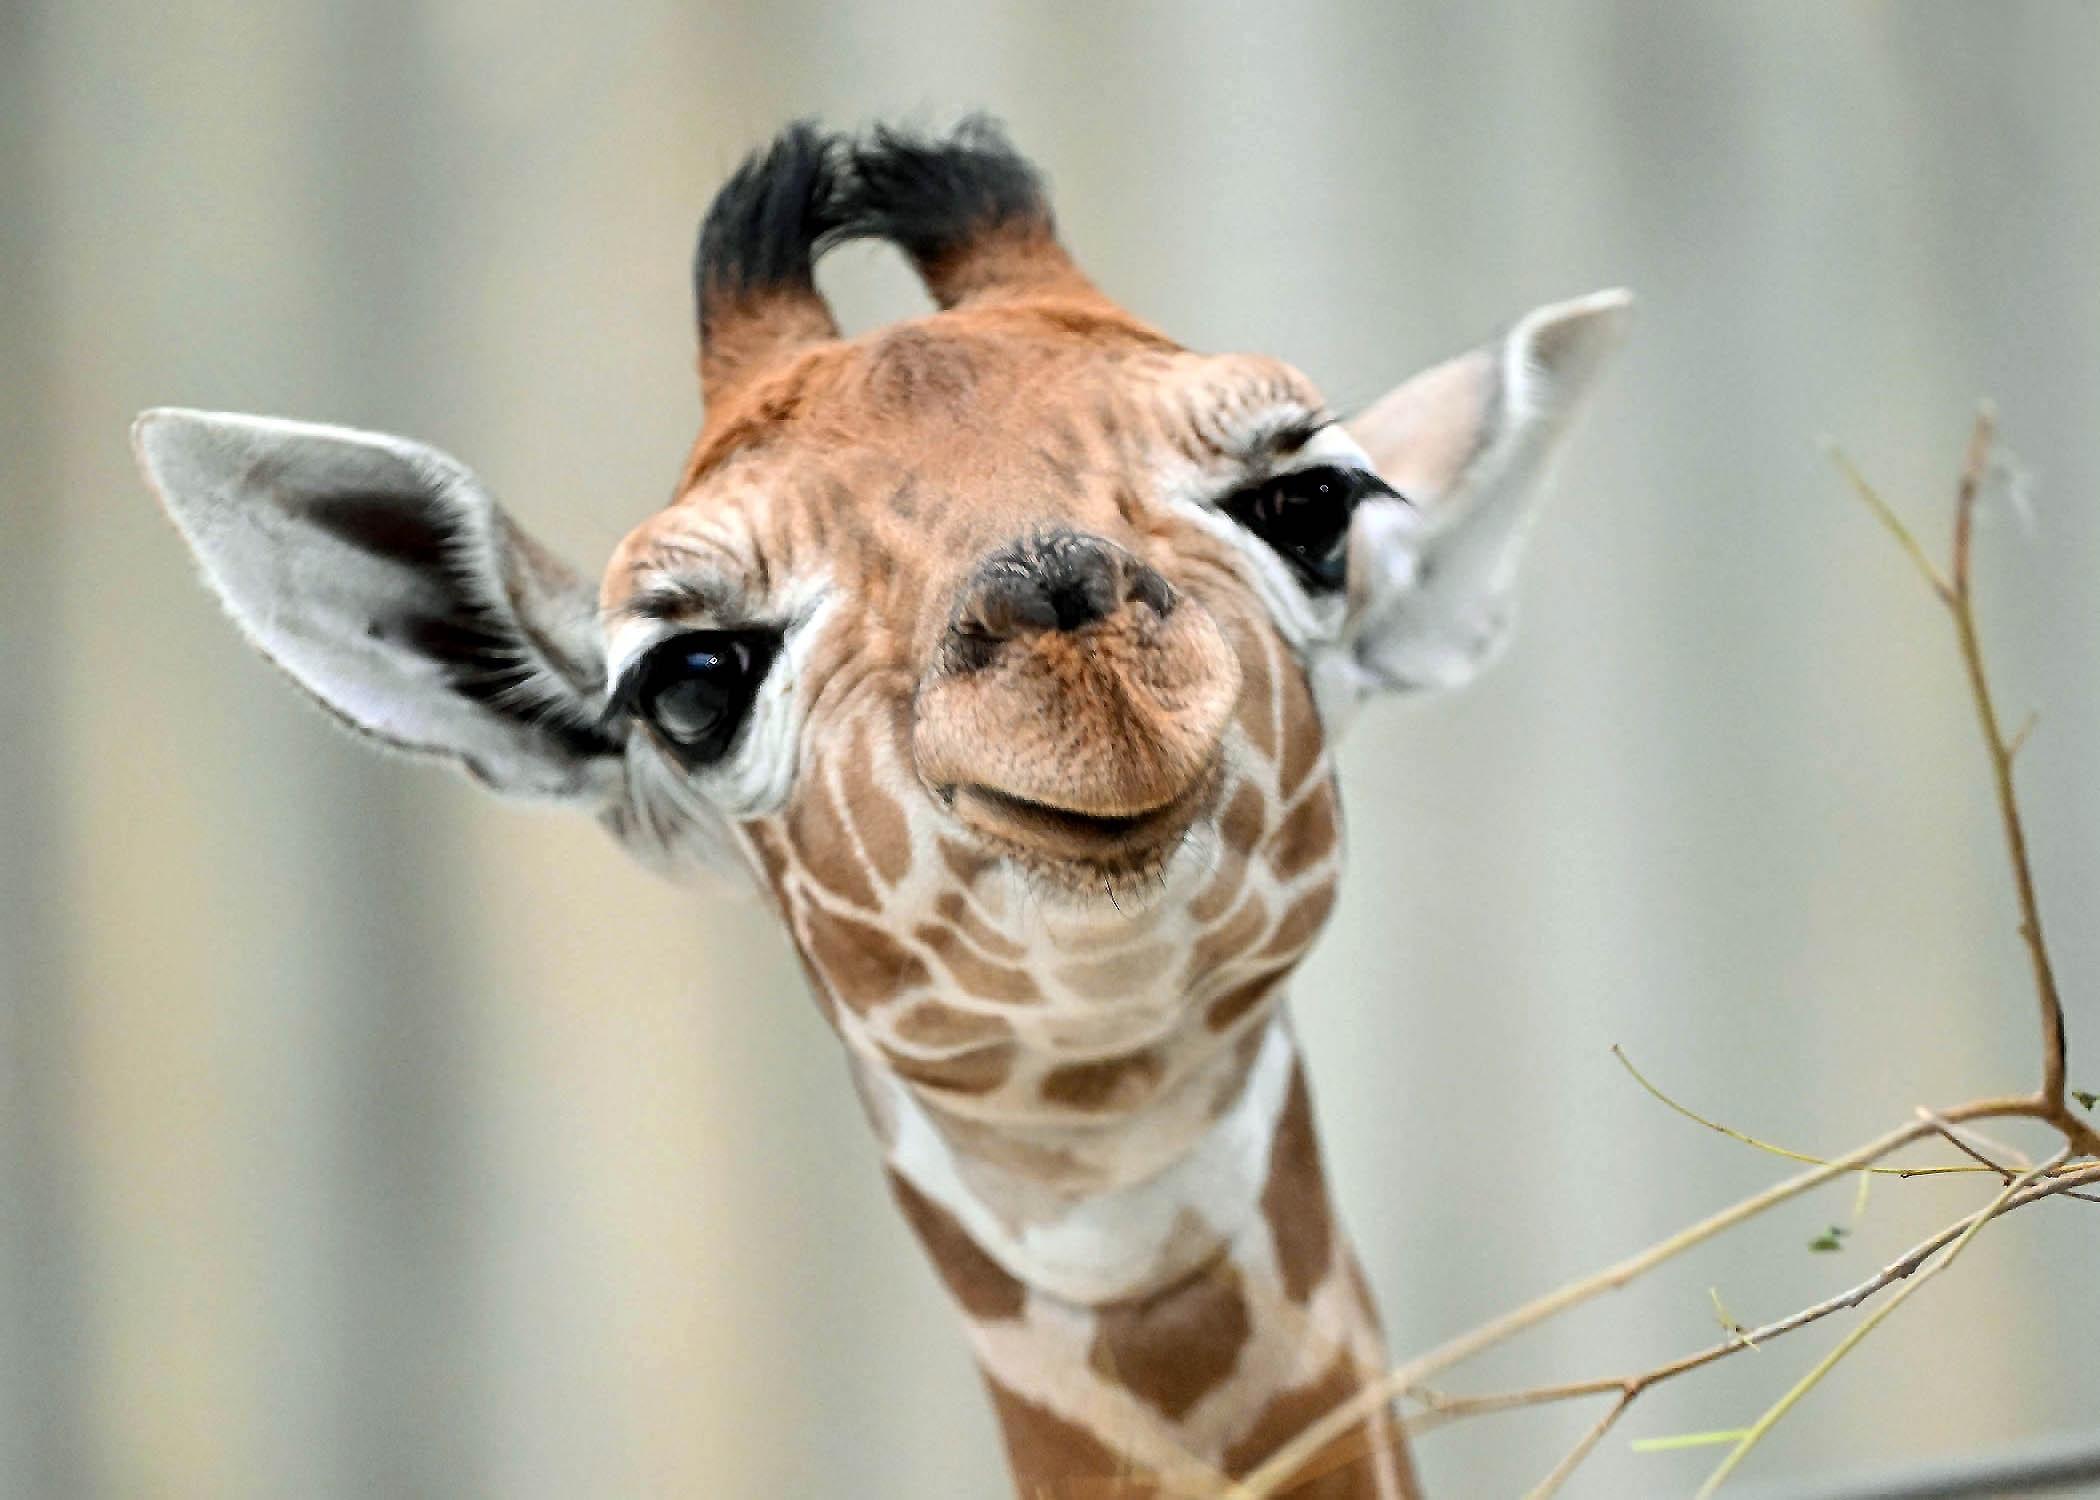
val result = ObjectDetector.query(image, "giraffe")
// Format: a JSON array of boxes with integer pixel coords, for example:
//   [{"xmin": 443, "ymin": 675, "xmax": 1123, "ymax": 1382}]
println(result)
[{"xmin": 133, "ymin": 120, "xmax": 1627, "ymax": 1498}]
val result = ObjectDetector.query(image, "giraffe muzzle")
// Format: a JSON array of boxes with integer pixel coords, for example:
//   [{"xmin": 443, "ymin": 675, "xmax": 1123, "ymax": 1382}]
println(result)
[{"xmin": 914, "ymin": 531, "xmax": 1241, "ymax": 870}]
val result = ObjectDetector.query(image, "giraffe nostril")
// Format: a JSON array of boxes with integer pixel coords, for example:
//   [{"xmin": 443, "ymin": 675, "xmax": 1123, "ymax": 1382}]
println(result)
[
  {"xmin": 1047, "ymin": 576, "xmax": 1109, "ymax": 632},
  {"xmin": 1128, "ymin": 564, "xmax": 1175, "ymax": 619},
  {"xmin": 948, "ymin": 529, "xmax": 1168, "ymax": 665}
]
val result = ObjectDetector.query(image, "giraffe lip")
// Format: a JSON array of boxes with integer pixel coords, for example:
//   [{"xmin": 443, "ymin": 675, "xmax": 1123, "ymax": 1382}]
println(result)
[{"xmin": 951, "ymin": 762, "xmax": 1222, "ymax": 863}]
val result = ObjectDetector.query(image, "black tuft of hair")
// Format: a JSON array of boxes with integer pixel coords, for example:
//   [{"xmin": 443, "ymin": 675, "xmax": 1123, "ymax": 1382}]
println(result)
[
  {"xmin": 834, "ymin": 115, "xmax": 1052, "ymax": 269},
  {"xmin": 693, "ymin": 120, "xmax": 845, "ymax": 337},
  {"xmin": 693, "ymin": 116, "xmax": 1054, "ymax": 333}
]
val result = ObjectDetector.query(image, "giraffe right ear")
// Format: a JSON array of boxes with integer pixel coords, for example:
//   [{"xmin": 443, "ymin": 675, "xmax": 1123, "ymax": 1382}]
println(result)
[
  {"xmin": 1340, "ymin": 289, "xmax": 1631, "ymax": 698},
  {"xmin": 134, "ymin": 408, "xmax": 627, "ymax": 805}
]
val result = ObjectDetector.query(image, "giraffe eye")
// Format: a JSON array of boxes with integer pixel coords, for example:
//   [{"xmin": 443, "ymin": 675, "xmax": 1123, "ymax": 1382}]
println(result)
[
  {"xmin": 1220, "ymin": 465, "xmax": 1400, "ymax": 592},
  {"xmin": 626, "ymin": 629, "xmax": 780, "ymax": 767}
]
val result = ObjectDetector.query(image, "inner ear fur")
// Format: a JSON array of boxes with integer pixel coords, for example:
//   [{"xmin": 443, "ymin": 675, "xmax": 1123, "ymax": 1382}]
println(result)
[
  {"xmin": 1336, "ymin": 289, "xmax": 1632, "ymax": 698},
  {"xmin": 134, "ymin": 407, "xmax": 624, "ymax": 803}
]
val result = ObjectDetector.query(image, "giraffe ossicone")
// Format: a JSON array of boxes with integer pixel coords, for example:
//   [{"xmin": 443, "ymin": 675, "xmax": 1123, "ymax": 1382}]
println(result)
[{"xmin": 135, "ymin": 118, "xmax": 1628, "ymax": 1498}]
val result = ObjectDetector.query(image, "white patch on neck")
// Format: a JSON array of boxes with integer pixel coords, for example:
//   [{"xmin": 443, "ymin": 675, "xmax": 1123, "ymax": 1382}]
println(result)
[{"xmin": 877, "ymin": 1018, "xmax": 1297, "ymax": 1305}]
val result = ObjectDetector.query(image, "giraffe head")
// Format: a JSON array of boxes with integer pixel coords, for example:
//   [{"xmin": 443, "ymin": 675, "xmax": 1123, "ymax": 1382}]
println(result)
[{"xmin": 136, "ymin": 120, "xmax": 1625, "ymax": 1121}]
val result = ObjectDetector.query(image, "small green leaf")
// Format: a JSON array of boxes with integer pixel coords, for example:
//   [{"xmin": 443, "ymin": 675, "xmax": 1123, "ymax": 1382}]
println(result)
[
  {"xmin": 2074, "ymin": 1089, "xmax": 2097, "ymax": 1112},
  {"xmin": 1808, "ymin": 1225, "xmax": 1848, "ymax": 1253}
]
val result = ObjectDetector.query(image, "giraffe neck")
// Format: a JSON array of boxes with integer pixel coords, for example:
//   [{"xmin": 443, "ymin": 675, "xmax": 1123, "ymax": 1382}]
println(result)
[{"xmin": 864, "ymin": 1009, "xmax": 1421, "ymax": 1499}]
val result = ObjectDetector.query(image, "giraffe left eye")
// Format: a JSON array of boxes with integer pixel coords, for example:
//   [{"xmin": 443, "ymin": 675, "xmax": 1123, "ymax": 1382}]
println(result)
[
  {"xmin": 1220, "ymin": 465, "xmax": 1399, "ymax": 592},
  {"xmin": 625, "ymin": 629, "xmax": 780, "ymax": 767}
]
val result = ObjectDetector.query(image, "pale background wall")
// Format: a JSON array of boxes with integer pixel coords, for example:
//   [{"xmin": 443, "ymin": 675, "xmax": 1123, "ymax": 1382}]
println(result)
[{"xmin": 5, "ymin": 4, "xmax": 2099, "ymax": 1497}]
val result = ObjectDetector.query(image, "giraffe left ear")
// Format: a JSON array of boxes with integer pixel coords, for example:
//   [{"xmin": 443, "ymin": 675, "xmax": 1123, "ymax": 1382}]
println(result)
[
  {"xmin": 134, "ymin": 408, "xmax": 627, "ymax": 803},
  {"xmin": 1339, "ymin": 288, "xmax": 1631, "ymax": 698}
]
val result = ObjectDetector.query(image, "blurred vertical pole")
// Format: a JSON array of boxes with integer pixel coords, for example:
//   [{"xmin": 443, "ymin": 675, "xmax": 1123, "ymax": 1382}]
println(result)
[
  {"xmin": 289, "ymin": 4, "xmax": 484, "ymax": 1495},
  {"xmin": 0, "ymin": 3, "xmax": 90, "ymax": 1496},
  {"xmin": 43, "ymin": 0, "xmax": 483, "ymax": 1493}
]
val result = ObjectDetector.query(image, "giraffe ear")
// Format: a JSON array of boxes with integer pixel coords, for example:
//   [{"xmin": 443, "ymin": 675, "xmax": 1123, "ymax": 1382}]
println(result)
[
  {"xmin": 1340, "ymin": 289, "xmax": 1631, "ymax": 697},
  {"xmin": 134, "ymin": 408, "xmax": 627, "ymax": 804}
]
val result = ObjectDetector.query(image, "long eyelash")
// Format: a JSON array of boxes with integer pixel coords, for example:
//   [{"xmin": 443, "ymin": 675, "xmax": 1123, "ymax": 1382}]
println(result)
[
  {"xmin": 1268, "ymin": 414, "xmax": 1335, "ymax": 455},
  {"xmin": 619, "ymin": 577, "xmax": 724, "ymax": 623}
]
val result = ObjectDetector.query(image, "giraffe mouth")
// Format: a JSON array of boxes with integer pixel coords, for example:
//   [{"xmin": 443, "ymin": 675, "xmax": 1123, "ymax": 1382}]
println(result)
[{"xmin": 948, "ymin": 755, "xmax": 1224, "ymax": 868}]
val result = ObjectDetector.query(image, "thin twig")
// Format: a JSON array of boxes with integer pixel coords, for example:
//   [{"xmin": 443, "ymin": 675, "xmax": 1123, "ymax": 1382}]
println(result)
[
  {"xmin": 1834, "ymin": 421, "xmax": 2095, "ymax": 1155},
  {"xmin": 1920, "ymin": 1114, "xmax": 2033, "ymax": 1172},
  {"xmin": 1940, "ymin": 410, "xmax": 2090, "ymax": 1150},
  {"xmin": 2006, "ymin": 709, "xmax": 2039, "ymax": 761},
  {"xmin": 1613, "ymin": 1046, "xmax": 2034, "ymax": 1178},
  {"xmin": 1826, "ymin": 441, "xmax": 1951, "ymax": 599},
  {"xmin": 1906, "ymin": 1111, "xmax": 2096, "ymax": 1202},
  {"xmin": 1523, "ymin": 1391, "xmax": 1634, "ymax": 1500},
  {"xmin": 1693, "ymin": 1149, "xmax": 2070, "ymax": 1496},
  {"xmin": 1915, "ymin": 1108, "xmax": 2015, "ymax": 1182}
]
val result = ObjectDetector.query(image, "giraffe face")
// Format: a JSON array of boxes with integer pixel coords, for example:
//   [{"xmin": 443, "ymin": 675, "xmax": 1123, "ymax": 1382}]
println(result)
[
  {"xmin": 600, "ymin": 323, "xmax": 1361, "ymax": 913},
  {"xmin": 594, "ymin": 317, "xmax": 1379, "ymax": 1122},
  {"xmin": 135, "ymin": 121, "xmax": 1626, "ymax": 1102}
]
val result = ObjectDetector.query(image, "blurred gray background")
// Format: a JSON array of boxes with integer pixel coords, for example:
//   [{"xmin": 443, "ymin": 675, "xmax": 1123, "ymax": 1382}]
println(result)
[{"xmin": 5, "ymin": 3, "xmax": 2098, "ymax": 1496}]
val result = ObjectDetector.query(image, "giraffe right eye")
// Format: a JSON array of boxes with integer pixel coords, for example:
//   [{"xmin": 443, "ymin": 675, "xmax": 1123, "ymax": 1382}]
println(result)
[
  {"xmin": 1220, "ymin": 464, "xmax": 1401, "ymax": 592},
  {"xmin": 626, "ymin": 629, "xmax": 780, "ymax": 767}
]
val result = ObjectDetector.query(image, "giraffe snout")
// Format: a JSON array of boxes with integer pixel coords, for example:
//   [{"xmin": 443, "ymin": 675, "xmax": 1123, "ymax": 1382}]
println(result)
[{"xmin": 912, "ymin": 529, "xmax": 1241, "ymax": 870}]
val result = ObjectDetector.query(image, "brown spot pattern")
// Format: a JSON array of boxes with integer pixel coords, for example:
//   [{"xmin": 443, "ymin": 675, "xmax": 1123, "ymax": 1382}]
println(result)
[
  {"xmin": 889, "ymin": 1000, "xmax": 1017, "ymax": 1050},
  {"xmin": 1261, "ymin": 1067, "xmax": 1333, "ymax": 1304},
  {"xmin": 985, "ymin": 1379, "xmax": 1150, "ymax": 1498},
  {"xmin": 1040, "ymin": 1049, "xmax": 1165, "ymax": 1112},
  {"xmin": 1269, "ymin": 788, "xmax": 1338, "ymax": 879},
  {"xmin": 1276, "ymin": 674, "xmax": 1326, "ymax": 802},
  {"xmin": 916, "ymin": 922, "xmax": 1041, "ymax": 1003},
  {"xmin": 935, "ymin": 891, "xmax": 1027, "ymax": 960},
  {"xmin": 840, "ymin": 725, "xmax": 913, "ymax": 884},
  {"xmin": 1205, "ymin": 967, "xmax": 1288, "ymax": 1032},
  {"xmin": 800, "ymin": 904, "xmax": 930, "ymax": 1013},
  {"xmin": 1189, "ymin": 861, "xmax": 1246, "ymax": 927},
  {"xmin": 1233, "ymin": 625, "xmax": 1280, "ymax": 760},
  {"xmin": 882, "ymin": 1040, "xmax": 1017, "ymax": 1095},
  {"xmin": 1089, "ymin": 1259, "xmax": 1252, "ymax": 1422},
  {"xmin": 886, "ymin": 1171, "xmax": 1024, "ymax": 1320},
  {"xmin": 1258, "ymin": 881, "xmax": 1337, "ymax": 962},
  {"xmin": 786, "ymin": 774, "xmax": 878, "ymax": 910},
  {"xmin": 1185, "ymin": 892, "xmax": 1268, "ymax": 986},
  {"xmin": 1217, "ymin": 781, "xmax": 1267, "ymax": 858}
]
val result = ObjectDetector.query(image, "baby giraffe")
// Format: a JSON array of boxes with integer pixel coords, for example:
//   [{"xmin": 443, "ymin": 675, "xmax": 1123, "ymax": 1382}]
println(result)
[{"xmin": 136, "ymin": 121, "xmax": 1625, "ymax": 1498}]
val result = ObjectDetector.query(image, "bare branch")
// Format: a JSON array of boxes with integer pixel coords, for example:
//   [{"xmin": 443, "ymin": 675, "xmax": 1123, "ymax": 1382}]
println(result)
[
  {"xmin": 1523, "ymin": 1391, "xmax": 1633, "ymax": 1500},
  {"xmin": 1235, "ymin": 1117, "xmax": 1937, "ymax": 1496},
  {"xmin": 1826, "ymin": 441, "xmax": 1951, "ymax": 600},
  {"xmin": 1614, "ymin": 1046, "xmax": 2024, "ymax": 1179},
  {"xmin": 1694, "ymin": 1149, "xmax": 2070, "ymax": 1496},
  {"xmin": 1399, "ymin": 1159, "xmax": 2100, "ymax": 1443},
  {"xmin": 1914, "ymin": 1108, "xmax": 2015, "ymax": 1181},
  {"xmin": 2006, "ymin": 709, "xmax": 2039, "ymax": 761},
  {"xmin": 1947, "ymin": 401, "xmax": 1995, "ymax": 600}
]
